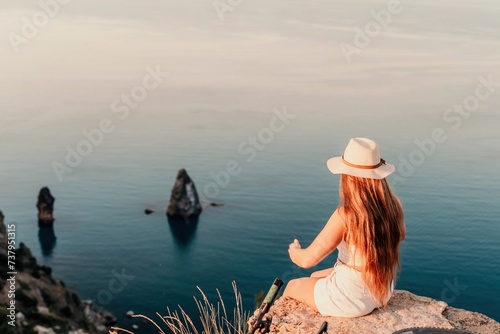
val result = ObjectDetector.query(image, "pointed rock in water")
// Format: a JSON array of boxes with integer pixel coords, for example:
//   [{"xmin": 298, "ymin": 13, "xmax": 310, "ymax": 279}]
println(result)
[
  {"xmin": 166, "ymin": 169, "xmax": 202, "ymax": 218},
  {"xmin": 144, "ymin": 208, "xmax": 155, "ymax": 215},
  {"xmin": 37, "ymin": 187, "xmax": 55, "ymax": 227}
]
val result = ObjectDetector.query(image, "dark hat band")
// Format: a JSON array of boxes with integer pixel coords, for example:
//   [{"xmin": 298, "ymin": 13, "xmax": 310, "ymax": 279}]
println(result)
[{"xmin": 341, "ymin": 155, "xmax": 386, "ymax": 170}]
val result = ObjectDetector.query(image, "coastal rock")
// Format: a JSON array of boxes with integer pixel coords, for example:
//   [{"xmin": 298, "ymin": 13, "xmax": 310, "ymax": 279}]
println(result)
[
  {"xmin": 33, "ymin": 325, "xmax": 56, "ymax": 334},
  {"xmin": 250, "ymin": 290, "xmax": 500, "ymax": 334},
  {"xmin": 37, "ymin": 187, "xmax": 55, "ymax": 227},
  {"xmin": 16, "ymin": 311, "xmax": 27, "ymax": 327},
  {"xmin": 0, "ymin": 210, "xmax": 5, "ymax": 244},
  {"xmin": 443, "ymin": 306, "xmax": 500, "ymax": 334},
  {"xmin": 0, "ymin": 211, "xmax": 113, "ymax": 334},
  {"xmin": 166, "ymin": 169, "xmax": 202, "ymax": 218}
]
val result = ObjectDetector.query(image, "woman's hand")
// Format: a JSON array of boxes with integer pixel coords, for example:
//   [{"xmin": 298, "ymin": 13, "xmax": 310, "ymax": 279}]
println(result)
[
  {"xmin": 287, "ymin": 209, "xmax": 345, "ymax": 269},
  {"xmin": 288, "ymin": 238, "xmax": 304, "ymax": 267}
]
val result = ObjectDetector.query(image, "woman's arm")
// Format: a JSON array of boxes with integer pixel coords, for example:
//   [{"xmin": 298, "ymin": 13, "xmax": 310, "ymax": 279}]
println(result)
[{"xmin": 288, "ymin": 209, "xmax": 346, "ymax": 268}]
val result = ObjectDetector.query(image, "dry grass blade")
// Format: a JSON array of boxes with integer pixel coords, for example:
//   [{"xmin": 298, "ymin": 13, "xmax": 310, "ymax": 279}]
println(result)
[
  {"xmin": 132, "ymin": 314, "xmax": 166, "ymax": 333},
  {"xmin": 111, "ymin": 282, "xmax": 249, "ymax": 334},
  {"xmin": 109, "ymin": 327, "xmax": 134, "ymax": 334}
]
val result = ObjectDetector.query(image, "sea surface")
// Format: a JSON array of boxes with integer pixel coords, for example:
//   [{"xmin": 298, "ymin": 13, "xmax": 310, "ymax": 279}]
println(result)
[
  {"xmin": 1, "ymin": 109, "xmax": 499, "ymax": 331},
  {"xmin": 1, "ymin": 0, "xmax": 500, "ymax": 331}
]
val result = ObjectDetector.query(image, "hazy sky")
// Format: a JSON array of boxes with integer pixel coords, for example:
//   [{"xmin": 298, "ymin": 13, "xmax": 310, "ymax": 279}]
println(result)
[{"xmin": 1, "ymin": 0, "xmax": 499, "ymax": 128}]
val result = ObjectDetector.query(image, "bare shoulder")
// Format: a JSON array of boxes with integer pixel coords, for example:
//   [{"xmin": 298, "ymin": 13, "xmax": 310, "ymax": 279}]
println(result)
[
  {"xmin": 332, "ymin": 207, "xmax": 347, "ymax": 227},
  {"xmin": 324, "ymin": 208, "xmax": 346, "ymax": 233}
]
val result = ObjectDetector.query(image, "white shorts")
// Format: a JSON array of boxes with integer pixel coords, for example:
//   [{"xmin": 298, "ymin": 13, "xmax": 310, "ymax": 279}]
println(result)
[{"xmin": 314, "ymin": 262, "xmax": 388, "ymax": 317}]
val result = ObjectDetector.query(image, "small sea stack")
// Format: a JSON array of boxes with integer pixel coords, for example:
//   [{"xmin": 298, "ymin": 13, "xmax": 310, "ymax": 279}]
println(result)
[
  {"xmin": 37, "ymin": 187, "xmax": 55, "ymax": 227},
  {"xmin": 166, "ymin": 169, "xmax": 202, "ymax": 218}
]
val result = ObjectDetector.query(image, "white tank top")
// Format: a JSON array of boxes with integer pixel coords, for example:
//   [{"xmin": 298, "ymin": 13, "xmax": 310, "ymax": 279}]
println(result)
[{"xmin": 337, "ymin": 239, "xmax": 365, "ymax": 267}]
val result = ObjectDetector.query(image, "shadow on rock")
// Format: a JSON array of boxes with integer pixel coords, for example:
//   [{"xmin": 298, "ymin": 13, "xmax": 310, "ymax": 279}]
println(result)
[
  {"xmin": 167, "ymin": 215, "xmax": 199, "ymax": 247},
  {"xmin": 38, "ymin": 226, "xmax": 57, "ymax": 257}
]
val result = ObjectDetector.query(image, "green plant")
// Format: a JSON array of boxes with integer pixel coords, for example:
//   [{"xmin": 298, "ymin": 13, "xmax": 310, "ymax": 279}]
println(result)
[{"xmin": 111, "ymin": 281, "xmax": 249, "ymax": 334}]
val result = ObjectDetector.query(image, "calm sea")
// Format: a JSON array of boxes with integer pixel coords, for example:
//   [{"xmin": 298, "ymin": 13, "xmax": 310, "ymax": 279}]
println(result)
[
  {"xmin": 1, "ymin": 108, "xmax": 499, "ymax": 332},
  {"xmin": 1, "ymin": 0, "xmax": 500, "ymax": 331}
]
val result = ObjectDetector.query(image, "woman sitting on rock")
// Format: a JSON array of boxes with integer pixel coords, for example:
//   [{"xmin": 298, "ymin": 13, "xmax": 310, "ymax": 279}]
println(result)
[{"xmin": 283, "ymin": 137, "xmax": 406, "ymax": 317}]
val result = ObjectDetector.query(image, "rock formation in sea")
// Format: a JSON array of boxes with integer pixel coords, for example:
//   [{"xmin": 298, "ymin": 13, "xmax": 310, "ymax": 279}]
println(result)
[
  {"xmin": 249, "ymin": 290, "xmax": 500, "ymax": 334},
  {"xmin": 37, "ymin": 187, "xmax": 55, "ymax": 227},
  {"xmin": 166, "ymin": 169, "xmax": 202, "ymax": 218},
  {"xmin": 0, "ymin": 210, "xmax": 116, "ymax": 334}
]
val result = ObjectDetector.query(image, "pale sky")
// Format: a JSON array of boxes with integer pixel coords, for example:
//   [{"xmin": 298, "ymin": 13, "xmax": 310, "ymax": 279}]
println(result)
[{"xmin": 1, "ymin": 0, "xmax": 499, "ymax": 126}]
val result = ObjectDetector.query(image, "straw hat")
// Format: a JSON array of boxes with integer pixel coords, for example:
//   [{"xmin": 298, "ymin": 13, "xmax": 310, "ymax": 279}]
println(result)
[{"xmin": 327, "ymin": 138, "xmax": 395, "ymax": 179}]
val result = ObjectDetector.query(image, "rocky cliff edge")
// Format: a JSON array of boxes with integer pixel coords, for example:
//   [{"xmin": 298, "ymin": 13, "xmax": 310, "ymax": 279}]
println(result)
[{"xmin": 251, "ymin": 290, "xmax": 499, "ymax": 334}]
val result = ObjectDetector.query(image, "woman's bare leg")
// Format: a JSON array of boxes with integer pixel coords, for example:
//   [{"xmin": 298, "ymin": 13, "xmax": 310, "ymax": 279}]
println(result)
[
  {"xmin": 283, "ymin": 277, "xmax": 321, "ymax": 312},
  {"xmin": 310, "ymin": 267, "xmax": 335, "ymax": 278}
]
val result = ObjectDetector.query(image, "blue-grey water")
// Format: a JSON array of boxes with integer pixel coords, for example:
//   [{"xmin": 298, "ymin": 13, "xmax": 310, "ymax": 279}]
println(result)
[
  {"xmin": 1, "ymin": 109, "xmax": 499, "ymax": 331},
  {"xmin": 1, "ymin": 0, "xmax": 500, "ymax": 331}
]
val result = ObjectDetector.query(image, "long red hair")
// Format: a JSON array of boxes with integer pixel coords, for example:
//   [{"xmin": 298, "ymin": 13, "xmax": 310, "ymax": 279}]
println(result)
[{"xmin": 339, "ymin": 174, "xmax": 405, "ymax": 306}]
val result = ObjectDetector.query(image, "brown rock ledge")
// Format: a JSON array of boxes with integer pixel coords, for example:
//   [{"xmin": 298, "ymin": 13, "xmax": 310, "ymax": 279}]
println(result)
[{"xmin": 252, "ymin": 290, "xmax": 499, "ymax": 334}]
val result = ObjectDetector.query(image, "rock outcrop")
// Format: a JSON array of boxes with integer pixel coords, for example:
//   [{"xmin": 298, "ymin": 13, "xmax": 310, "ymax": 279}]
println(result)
[
  {"xmin": 166, "ymin": 169, "xmax": 202, "ymax": 218},
  {"xmin": 37, "ymin": 187, "xmax": 55, "ymax": 227},
  {"xmin": 0, "ymin": 210, "xmax": 115, "ymax": 334},
  {"xmin": 0, "ymin": 210, "xmax": 5, "ymax": 244},
  {"xmin": 250, "ymin": 290, "xmax": 499, "ymax": 334}
]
